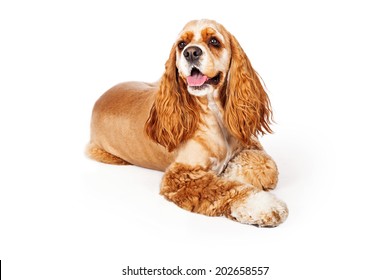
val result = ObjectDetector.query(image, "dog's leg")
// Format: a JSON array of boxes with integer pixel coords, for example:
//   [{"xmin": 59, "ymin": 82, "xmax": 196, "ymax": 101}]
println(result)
[
  {"xmin": 86, "ymin": 142, "xmax": 130, "ymax": 165},
  {"xmin": 222, "ymin": 149, "xmax": 278, "ymax": 191},
  {"xmin": 160, "ymin": 162, "xmax": 287, "ymax": 227}
]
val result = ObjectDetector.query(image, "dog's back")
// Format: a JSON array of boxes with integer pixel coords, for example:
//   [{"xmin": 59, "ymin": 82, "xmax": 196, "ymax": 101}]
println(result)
[{"xmin": 87, "ymin": 81, "xmax": 176, "ymax": 170}]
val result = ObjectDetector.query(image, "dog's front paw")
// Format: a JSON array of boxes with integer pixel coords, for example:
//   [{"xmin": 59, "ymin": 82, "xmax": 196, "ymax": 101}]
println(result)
[{"xmin": 230, "ymin": 191, "xmax": 288, "ymax": 227}]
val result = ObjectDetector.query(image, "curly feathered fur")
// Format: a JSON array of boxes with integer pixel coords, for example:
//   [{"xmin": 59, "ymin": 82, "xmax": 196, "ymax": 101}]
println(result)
[
  {"xmin": 223, "ymin": 34, "xmax": 273, "ymax": 145},
  {"xmin": 145, "ymin": 43, "xmax": 202, "ymax": 152}
]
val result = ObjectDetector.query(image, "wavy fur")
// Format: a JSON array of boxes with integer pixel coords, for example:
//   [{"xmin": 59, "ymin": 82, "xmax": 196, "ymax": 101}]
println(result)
[
  {"xmin": 222, "ymin": 33, "xmax": 273, "ymax": 145},
  {"xmin": 145, "ymin": 44, "xmax": 202, "ymax": 152}
]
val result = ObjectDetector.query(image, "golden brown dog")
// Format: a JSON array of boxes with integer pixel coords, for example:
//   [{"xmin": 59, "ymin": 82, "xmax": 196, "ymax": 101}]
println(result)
[{"xmin": 87, "ymin": 19, "xmax": 288, "ymax": 227}]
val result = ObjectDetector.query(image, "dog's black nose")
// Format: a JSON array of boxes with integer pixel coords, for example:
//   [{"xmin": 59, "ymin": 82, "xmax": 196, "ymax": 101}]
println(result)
[{"xmin": 184, "ymin": 46, "xmax": 202, "ymax": 62}]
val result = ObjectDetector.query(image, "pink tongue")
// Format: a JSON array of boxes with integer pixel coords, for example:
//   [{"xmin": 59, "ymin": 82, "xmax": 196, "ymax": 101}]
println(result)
[{"xmin": 187, "ymin": 74, "xmax": 208, "ymax": 86}]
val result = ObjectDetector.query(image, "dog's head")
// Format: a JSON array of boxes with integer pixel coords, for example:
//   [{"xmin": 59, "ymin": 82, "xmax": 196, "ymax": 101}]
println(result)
[
  {"xmin": 146, "ymin": 19, "xmax": 272, "ymax": 152},
  {"xmin": 175, "ymin": 19, "xmax": 231, "ymax": 97}
]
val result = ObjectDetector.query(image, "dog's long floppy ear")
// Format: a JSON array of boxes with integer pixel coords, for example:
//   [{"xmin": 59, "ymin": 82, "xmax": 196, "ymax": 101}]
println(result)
[
  {"xmin": 145, "ymin": 43, "xmax": 201, "ymax": 152},
  {"xmin": 223, "ymin": 34, "xmax": 273, "ymax": 145}
]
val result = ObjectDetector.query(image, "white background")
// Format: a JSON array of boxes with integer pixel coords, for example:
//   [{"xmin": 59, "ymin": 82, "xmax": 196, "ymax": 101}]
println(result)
[{"xmin": 1, "ymin": 0, "xmax": 389, "ymax": 279}]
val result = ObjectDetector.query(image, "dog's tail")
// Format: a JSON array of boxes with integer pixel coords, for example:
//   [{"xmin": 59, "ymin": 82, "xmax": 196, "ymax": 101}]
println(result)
[{"xmin": 85, "ymin": 142, "xmax": 130, "ymax": 165}]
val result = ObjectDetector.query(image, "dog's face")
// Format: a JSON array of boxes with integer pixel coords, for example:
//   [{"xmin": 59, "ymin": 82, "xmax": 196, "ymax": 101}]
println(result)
[{"xmin": 175, "ymin": 19, "xmax": 231, "ymax": 97}]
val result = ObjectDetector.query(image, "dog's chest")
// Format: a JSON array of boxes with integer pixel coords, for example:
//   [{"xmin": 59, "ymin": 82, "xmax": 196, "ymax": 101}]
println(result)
[{"xmin": 205, "ymin": 95, "xmax": 238, "ymax": 174}]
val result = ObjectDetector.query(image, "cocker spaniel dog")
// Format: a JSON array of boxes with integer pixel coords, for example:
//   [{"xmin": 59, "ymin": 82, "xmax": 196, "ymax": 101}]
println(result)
[{"xmin": 87, "ymin": 19, "xmax": 288, "ymax": 227}]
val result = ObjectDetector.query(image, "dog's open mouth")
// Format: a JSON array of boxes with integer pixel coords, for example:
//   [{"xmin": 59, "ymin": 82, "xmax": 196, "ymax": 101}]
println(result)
[{"xmin": 186, "ymin": 67, "xmax": 220, "ymax": 89}]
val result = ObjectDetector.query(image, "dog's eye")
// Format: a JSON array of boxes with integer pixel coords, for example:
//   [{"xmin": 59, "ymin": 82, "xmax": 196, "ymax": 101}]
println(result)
[
  {"xmin": 209, "ymin": 38, "xmax": 220, "ymax": 47},
  {"xmin": 178, "ymin": 41, "xmax": 187, "ymax": 50}
]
